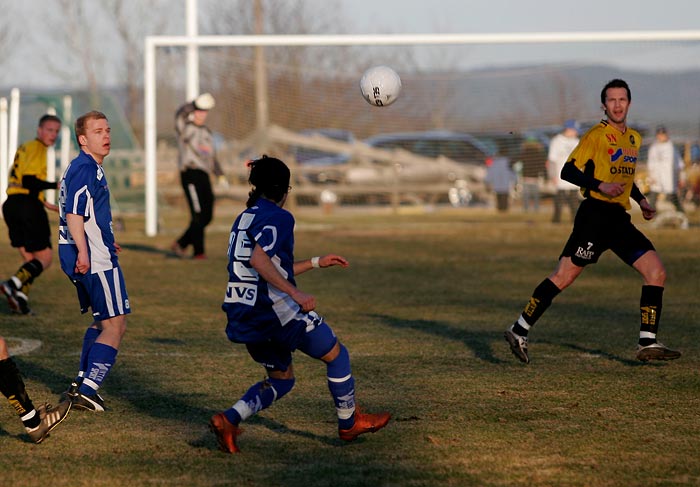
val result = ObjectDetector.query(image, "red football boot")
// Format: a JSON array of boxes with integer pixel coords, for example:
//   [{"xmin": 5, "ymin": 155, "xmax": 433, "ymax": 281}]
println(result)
[
  {"xmin": 339, "ymin": 408, "xmax": 391, "ymax": 442},
  {"xmin": 209, "ymin": 412, "xmax": 243, "ymax": 453}
]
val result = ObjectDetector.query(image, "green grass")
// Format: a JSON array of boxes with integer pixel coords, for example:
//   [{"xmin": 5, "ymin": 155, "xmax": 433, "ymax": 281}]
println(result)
[{"xmin": 1, "ymin": 200, "xmax": 699, "ymax": 486}]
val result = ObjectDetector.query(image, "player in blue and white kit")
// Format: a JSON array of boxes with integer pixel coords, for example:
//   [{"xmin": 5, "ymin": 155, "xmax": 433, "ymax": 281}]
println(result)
[
  {"xmin": 209, "ymin": 156, "xmax": 390, "ymax": 453},
  {"xmin": 58, "ymin": 111, "xmax": 129, "ymax": 412}
]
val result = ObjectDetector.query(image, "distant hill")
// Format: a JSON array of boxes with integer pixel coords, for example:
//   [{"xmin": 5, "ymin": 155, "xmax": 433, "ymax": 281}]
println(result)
[{"xmin": 449, "ymin": 64, "xmax": 700, "ymax": 139}]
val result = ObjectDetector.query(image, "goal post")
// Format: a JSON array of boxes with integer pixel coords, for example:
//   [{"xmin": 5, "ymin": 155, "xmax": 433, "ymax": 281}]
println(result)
[{"xmin": 144, "ymin": 30, "xmax": 700, "ymax": 236}]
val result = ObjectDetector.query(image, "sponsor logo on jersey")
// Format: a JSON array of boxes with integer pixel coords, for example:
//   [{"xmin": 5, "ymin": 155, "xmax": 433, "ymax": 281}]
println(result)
[
  {"xmin": 608, "ymin": 148, "xmax": 637, "ymax": 165},
  {"xmin": 225, "ymin": 282, "xmax": 257, "ymax": 306},
  {"xmin": 609, "ymin": 148, "xmax": 623, "ymax": 162},
  {"xmin": 58, "ymin": 225, "xmax": 75, "ymax": 244},
  {"xmin": 610, "ymin": 165, "xmax": 636, "ymax": 175},
  {"xmin": 606, "ymin": 133, "xmax": 618, "ymax": 144}
]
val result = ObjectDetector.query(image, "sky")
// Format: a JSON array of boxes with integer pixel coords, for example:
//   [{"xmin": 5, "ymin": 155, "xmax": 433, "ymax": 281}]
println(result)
[
  {"xmin": 335, "ymin": 0, "xmax": 700, "ymax": 34},
  {"xmin": 326, "ymin": 0, "xmax": 700, "ymax": 71},
  {"xmin": 1, "ymin": 0, "xmax": 700, "ymax": 90}
]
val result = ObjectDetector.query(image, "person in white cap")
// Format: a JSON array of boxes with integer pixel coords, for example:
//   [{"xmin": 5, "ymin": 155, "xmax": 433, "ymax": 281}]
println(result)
[{"xmin": 171, "ymin": 93, "xmax": 223, "ymax": 260}]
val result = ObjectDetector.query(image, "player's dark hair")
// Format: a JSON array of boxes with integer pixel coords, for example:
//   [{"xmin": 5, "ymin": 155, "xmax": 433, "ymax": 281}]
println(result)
[
  {"xmin": 39, "ymin": 114, "xmax": 61, "ymax": 126},
  {"xmin": 74, "ymin": 110, "xmax": 108, "ymax": 146},
  {"xmin": 600, "ymin": 79, "xmax": 631, "ymax": 105},
  {"xmin": 246, "ymin": 155, "xmax": 291, "ymax": 207}
]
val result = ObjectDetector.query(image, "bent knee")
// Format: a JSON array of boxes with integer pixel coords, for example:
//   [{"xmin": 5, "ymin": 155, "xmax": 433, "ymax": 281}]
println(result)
[
  {"xmin": 100, "ymin": 316, "xmax": 128, "ymax": 335},
  {"xmin": 269, "ymin": 367, "xmax": 295, "ymax": 380},
  {"xmin": 268, "ymin": 377, "xmax": 295, "ymax": 399},
  {"xmin": 320, "ymin": 341, "xmax": 341, "ymax": 363},
  {"xmin": 645, "ymin": 266, "xmax": 667, "ymax": 286}
]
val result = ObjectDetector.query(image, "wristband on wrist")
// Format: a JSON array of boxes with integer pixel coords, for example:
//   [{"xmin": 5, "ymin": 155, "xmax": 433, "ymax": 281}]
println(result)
[{"xmin": 311, "ymin": 256, "xmax": 321, "ymax": 268}]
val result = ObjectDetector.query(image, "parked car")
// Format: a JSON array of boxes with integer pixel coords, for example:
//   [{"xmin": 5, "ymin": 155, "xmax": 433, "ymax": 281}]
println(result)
[
  {"xmin": 336, "ymin": 130, "xmax": 495, "ymax": 205},
  {"xmin": 288, "ymin": 128, "xmax": 355, "ymax": 184},
  {"xmin": 473, "ymin": 131, "xmax": 525, "ymax": 160},
  {"xmin": 291, "ymin": 128, "xmax": 355, "ymax": 165}
]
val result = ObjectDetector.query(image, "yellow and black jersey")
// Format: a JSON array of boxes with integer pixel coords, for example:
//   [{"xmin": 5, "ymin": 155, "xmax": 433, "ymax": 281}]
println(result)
[
  {"xmin": 568, "ymin": 120, "xmax": 642, "ymax": 210},
  {"xmin": 6, "ymin": 138, "xmax": 49, "ymax": 201}
]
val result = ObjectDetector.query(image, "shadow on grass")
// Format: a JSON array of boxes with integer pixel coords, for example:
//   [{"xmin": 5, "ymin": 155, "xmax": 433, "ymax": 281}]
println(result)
[
  {"xmin": 368, "ymin": 313, "xmax": 506, "ymax": 364},
  {"xmin": 255, "ymin": 416, "xmax": 338, "ymax": 446},
  {"xmin": 108, "ymin": 365, "xmax": 349, "ymax": 451},
  {"xmin": 12, "ymin": 356, "xmax": 73, "ymax": 401},
  {"xmin": 15, "ymin": 352, "xmax": 346, "ymax": 452},
  {"xmin": 147, "ymin": 337, "xmax": 187, "ymax": 346},
  {"xmin": 119, "ymin": 242, "xmax": 174, "ymax": 257},
  {"xmin": 545, "ymin": 340, "xmax": 667, "ymax": 367}
]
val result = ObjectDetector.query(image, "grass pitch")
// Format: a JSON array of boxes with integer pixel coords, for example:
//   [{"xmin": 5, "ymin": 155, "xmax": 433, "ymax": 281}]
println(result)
[{"xmin": 1, "ymin": 200, "xmax": 699, "ymax": 487}]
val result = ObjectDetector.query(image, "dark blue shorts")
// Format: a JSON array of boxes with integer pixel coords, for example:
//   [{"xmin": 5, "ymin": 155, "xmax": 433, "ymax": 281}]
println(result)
[
  {"xmin": 71, "ymin": 266, "xmax": 130, "ymax": 320},
  {"xmin": 243, "ymin": 315, "xmax": 337, "ymax": 372}
]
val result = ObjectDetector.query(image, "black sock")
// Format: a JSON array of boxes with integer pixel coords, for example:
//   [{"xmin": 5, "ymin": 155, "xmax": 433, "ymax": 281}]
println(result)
[
  {"xmin": 0, "ymin": 357, "xmax": 39, "ymax": 428},
  {"xmin": 514, "ymin": 278, "xmax": 561, "ymax": 336},
  {"xmin": 14, "ymin": 259, "xmax": 43, "ymax": 288},
  {"xmin": 639, "ymin": 285, "xmax": 664, "ymax": 346}
]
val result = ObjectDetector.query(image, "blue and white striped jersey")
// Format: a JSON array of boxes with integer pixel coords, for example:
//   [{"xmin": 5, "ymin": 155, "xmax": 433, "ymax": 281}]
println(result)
[
  {"xmin": 223, "ymin": 198, "xmax": 299, "ymax": 343},
  {"xmin": 58, "ymin": 150, "xmax": 118, "ymax": 279}
]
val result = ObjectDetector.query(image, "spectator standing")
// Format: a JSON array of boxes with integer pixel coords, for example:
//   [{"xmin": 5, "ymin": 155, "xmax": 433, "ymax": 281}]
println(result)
[
  {"xmin": 518, "ymin": 137, "xmax": 547, "ymax": 212},
  {"xmin": 485, "ymin": 156, "xmax": 517, "ymax": 212},
  {"xmin": 548, "ymin": 120, "xmax": 581, "ymax": 223},
  {"xmin": 647, "ymin": 125, "xmax": 685, "ymax": 213}
]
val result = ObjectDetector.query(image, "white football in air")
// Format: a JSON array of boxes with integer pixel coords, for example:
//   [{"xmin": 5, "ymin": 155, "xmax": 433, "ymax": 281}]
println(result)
[{"xmin": 360, "ymin": 66, "xmax": 402, "ymax": 107}]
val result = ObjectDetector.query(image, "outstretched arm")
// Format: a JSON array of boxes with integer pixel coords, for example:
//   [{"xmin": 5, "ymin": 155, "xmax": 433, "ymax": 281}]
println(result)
[
  {"xmin": 293, "ymin": 254, "xmax": 349, "ymax": 276},
  {"xmin": 174, "ymin": 102, "xmax": 197, "ymax": 136}
]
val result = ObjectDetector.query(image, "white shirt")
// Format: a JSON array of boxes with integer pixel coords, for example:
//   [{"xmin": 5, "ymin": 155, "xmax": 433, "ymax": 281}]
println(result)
[
  {"xmin": 647, "ymin": 139, "xmax": 682, "ymax": 194},
  {"xmin": 547, "ymin": 132, "xmax": 579, "ymax": 190}
]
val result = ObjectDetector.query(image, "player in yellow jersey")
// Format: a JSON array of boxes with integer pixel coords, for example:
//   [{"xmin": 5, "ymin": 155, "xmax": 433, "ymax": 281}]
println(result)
[
  {"xmin": 504, "ymin": 79, "xmax": 681, "ymax": 364},
  {"xmin": 1, "ymin": 114, "xmax": 62, "ymax": 314}
]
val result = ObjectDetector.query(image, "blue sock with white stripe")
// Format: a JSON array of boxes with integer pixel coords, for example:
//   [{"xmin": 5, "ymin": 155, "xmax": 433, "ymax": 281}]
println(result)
[
  {"xmin": 224, "ymin": 377, "xmax": 295, "ymax": 426},
  {"xmin": 78, "ymin": 343, "xmax": 118, "ymax": 395},
  {"xmin": 79, "ymin": 327, "xmax": 102, "ymax": 376},
  {"xmin": 326, "ymin": 344, "xmax": 355, "ymax": 430}
]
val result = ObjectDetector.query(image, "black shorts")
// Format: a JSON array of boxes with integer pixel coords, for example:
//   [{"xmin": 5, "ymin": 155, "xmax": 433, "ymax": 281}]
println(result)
[
  {"xmin": 561, "ymin": 198, "xmax": 655, "ymax": 267},
  {"xmin": 2, "ymin": 194, "xmax": 52, "ymax": 252}
]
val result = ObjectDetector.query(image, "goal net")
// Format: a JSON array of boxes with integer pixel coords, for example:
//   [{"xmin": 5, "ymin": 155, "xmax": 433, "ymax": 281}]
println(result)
[{"xmin": 144, "ymin": 32, "xmax": 700, "ymax": 234}]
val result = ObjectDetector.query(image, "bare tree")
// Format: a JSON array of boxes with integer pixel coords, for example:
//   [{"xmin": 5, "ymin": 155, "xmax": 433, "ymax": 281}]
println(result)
[
  {"xmin": 101, "ymin": 0, "xmax": 175, "ymax": 132},
  {"xmin": 34, "ymin": 1, "xmax": 101, "ymax": 101},
  {"xmin": 198, "ymin": 0, "xmax": 367, "ymax": 133},
  {"xmin": 0, "ymin": 0, "xmax": 18, "ymax": 84}
]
